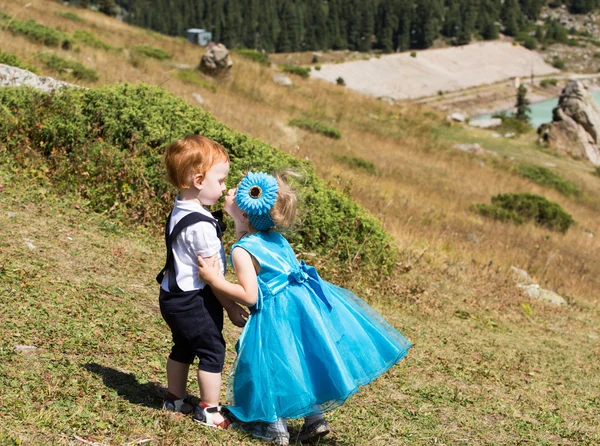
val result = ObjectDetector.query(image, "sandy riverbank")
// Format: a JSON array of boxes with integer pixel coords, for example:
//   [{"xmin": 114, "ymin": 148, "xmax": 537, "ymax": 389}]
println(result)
[{"xmin": 310, "ymin": 41, "xmax": 560, "ymax": 101}]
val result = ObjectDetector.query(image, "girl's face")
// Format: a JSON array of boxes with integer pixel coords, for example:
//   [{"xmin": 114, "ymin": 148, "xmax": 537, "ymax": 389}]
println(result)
[{"xmin": 224, "ymin": 187, "xmax": 247, "ymax": 223}]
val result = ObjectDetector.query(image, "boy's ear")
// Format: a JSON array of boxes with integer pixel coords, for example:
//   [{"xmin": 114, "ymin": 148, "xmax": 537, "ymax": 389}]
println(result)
[{"xmin": 192, "ymin": 173, "xmax": 204, "ymax": 189}]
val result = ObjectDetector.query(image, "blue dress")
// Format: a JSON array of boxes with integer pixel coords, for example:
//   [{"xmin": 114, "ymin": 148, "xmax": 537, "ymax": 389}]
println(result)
[{"xmin": 225, "ymin": 231, "xmax": 412, "ymax": 423}]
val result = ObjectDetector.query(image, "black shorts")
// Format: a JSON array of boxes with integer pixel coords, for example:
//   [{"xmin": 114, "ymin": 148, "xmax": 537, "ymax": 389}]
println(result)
[{"xmin": 159, "ymin": 285, "xmax": 225, "ymax": 373}]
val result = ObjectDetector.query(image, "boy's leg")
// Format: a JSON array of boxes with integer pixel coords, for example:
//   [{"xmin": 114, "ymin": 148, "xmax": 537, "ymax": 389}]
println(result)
[
  {"xmin": 196, "ymin": 370, "xmax": 226, "ymax": 425},
  {"xmin": 166, "ymin": 357, "xmax": 190, "ymax": 399},
  {"xmin": 252, "ymin": 418, "xmax": 289, "ymax": 445}
]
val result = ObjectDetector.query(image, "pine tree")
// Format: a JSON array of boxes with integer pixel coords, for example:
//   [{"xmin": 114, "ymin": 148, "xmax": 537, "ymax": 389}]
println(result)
[
  {"xmin": 376, "ymin": 0, "xmax": 398, "ymax": 53},
  {"xmin": 515, "ymin": 84, "xmax": 531, "ymax": 122},
  {"xmin": 501, "ymin": 0, "xmax": 523, "ymax": 37}
]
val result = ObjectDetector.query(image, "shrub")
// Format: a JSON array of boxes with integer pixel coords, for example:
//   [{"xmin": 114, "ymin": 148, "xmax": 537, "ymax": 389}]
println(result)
[
  {"xmin": 311, "ymin": 54, "xmax": 319, "ymax": 63},
  {"xmin": 289, "ymin": 118, "xmax": 342, "ymax": 139},
  {"xmin": 552, "ymin": 58, "xmax": 565, "ymax": 69},
  {"xmin": 523, "ymin": 36, "xmax": 538, "ymax": 50},
  {"xmin": 56, "ymin": 11, "xmax": 83, "ymax": 22},
  {"xmin": 233, "ymin": 48, "xmax": 270, "ymax": 66},
  {"xmin": 540, "ymin": 78, "xmax": 558, "ymax": 88},
  {"xmin": 592, "ymin": 166, "xmax": 600, "ymax": 177},
  {"xmin": 73, "ymin": 30, "xmax": 112, "ymax": 50},
  {"xmin": 130, "ymin": 45, "xmax": 171, "ymax": 60},
  {"xmin": 337, "ymin": 156, "xmax": 376, "ymax": 174},
  {"xmin": 336, "ymin": 77, "xmax": 345, "ymax": 86},
  {"xmin": 516, "ymin": 164, "xmax": 579, "ymax": 196},
  {"xmin": 281, "ymin": 64, "xmax": 311, "ymax": 78},
  {"xmin": 410, "ymin": 51, "xmax": 417, "ymax": 57},
  {"xmin": 315, "ymin": 65, "xmax": 321, "ymax": 71},
  {"xmin": 37, "ymin": 53, "xmax": 99, "ymax": 82},
  {"xmin": 174, "ymin": 69, "xmax": 217, "ymax": 92},
  {"xmin": 0, "ymin": 84, "xmax": 395, "ymax": 273},
  {"xmin": 472, "ymin": 193, "xmax": 575, "ymax": 233},
  {"xmin": 492, "ymin": 112, "xmax": 532, "ymax": 134},
  {"xmin": 0, "ymin": 15, "xmax": 71, "ymax": 48},
  {"xmin": 0, "ymin": 49, "xmax": 37, "ymax": 73}
]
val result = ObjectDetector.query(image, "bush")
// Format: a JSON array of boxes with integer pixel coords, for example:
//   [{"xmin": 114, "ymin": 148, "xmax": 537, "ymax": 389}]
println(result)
[
  {"xmin": 336, "ymin": 77, "xmax": 345, "ymax": 86},
  {"xmin": 472, "ymin": 193, "xmax": 575, "ymax": 233},
  {"xmin": 37, "ymin": 53, "xmax": 99, "ymax": 82},
  {"xmin": 0, "ymin": 49, "xmax": 37, "ymax": 73},
  {"xmin": 540, "ymin": 78, "xmax": 558, "ymax": 88},
  {"xmin": 410, "ymin": 51, "xmax": 417, "ymax": 57},
  {"xmin": 233, "ymin": 48, "xmax": 270, "ymax": 66},
  {"xmin": 337, "ymin": 156, "xmax": 376, "ymax": 174},
  {"xmin": 281, "ymin": 64, "xmax": 311, "ymax": 78},
  {"xmin": 130, "ymin": 45, "xmax": 171, "ymax": 60},
  {"xmin": 56, "ymin": 11, "xmax": 83, "ymax": 22},
  {"xmin": 73, "ymin": 30, "xmax": 112, "ymax": 50},
  {"xmin": 289, "ymin": 118, "xmax": 342, "ymax": 139},
  {"xmin": 552, "ymin": 58, "xmax": 565, "ymax": 69},
  {"xmin": 0, "ymin": 84, "xmax": 395, "ymax": 273},
  {"xmin": 592, "ymin": 167, "xmax": 600, "ymax": 177},
  {"xmin": 523, "ymin": 36, "xmax": 538, "ymax": 50},
  {"xmin": 492, "ymin": 112, "xmax": 532, "ymax": 134},
  {"xmin": 0, "ymin": 14, "xmax": 71, "ymax": 48},
  {"xmin": 516, "ymin": 164, "xmax": 579, "ymax": 196}
]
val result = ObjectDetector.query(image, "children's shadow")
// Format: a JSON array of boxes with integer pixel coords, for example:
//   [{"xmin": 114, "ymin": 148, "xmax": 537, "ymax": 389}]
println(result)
[{"xmin": 84, "ymin": 362, "xmax": 165, "ymax": 410}]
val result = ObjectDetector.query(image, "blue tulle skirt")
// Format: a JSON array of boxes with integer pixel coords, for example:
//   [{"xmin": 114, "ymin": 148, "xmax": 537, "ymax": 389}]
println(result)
[{"xmin": 225, "ymin": 275, "xmax": 412, "ymax": 423}]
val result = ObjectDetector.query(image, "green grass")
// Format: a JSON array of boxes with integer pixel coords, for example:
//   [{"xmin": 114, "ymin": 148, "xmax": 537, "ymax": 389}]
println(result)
[
  {"xmin": 517, "ymin": 164, "xmax": 580, "ymax": 196},
  {"xmin": 281, "ymin": 64, "xmax": 311, "ymax": 78},
  {"xmin": 130, "ymin": 45, "xmax": 171, "ymax": 60},
  {"xmin": 73, "ymin": 30, "xmax": 112, "ymax": 50},
  {"xmin": 289, "ymin": 117, "xmax": 342, "ymax": 139},
  {"xmin": 0, "ymin": 49, "xmax": 37, "ymax": 72},
  {"xmin": 233, "ymin": 48, "xmax": 270, "ymax": 66},
  {"xmin": 0, "ymin": 11, "xmax": 71, "ymax": 48},
  {"xmin": 56, "ymin": 11, "xmax": 83, "ymax": 22},
  {"xmin": 37, "ymin": 53, "xmax": 98, "ymax": 82}
]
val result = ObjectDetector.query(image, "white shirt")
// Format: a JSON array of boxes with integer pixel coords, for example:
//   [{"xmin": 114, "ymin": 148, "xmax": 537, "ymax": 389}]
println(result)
[{"xmin": 160, "ymin": 197, "xmax": 226, "ymax": 292}]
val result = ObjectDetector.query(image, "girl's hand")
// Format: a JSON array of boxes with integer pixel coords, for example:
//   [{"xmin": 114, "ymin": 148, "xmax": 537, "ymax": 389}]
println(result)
[
  {"xmin": 226, "ymin": 304, "xmax": 249, "ymax": 327},
  {"xmin": 198, "ymin": 255, "xmax": 221, "ymax": 284}
]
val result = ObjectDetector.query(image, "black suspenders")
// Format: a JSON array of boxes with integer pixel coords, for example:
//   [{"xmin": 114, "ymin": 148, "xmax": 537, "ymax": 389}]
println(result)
[{"xmin": 156, "ymin": 211, "xmax": 225, "ymax": 293}]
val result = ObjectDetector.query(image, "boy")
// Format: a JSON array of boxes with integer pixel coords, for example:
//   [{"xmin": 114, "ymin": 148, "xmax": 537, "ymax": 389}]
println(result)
[{"xmin": 157, "ymin": 134, "xmax": 247, "ymax": 428}]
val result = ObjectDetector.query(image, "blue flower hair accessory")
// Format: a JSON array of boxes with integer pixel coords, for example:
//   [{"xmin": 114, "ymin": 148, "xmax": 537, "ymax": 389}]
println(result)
[{"xmin": 236, "ymin": 172, "xmax": 279, "ymax": 230}]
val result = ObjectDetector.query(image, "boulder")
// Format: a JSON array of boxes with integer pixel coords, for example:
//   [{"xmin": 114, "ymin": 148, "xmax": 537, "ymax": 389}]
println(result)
[
  {"xmin": 537, "ymin": 80, "xmax": 600, "ymax": 165},
  {"xmin": 273, "ymin": 74, "xmax": 293, "ymax": 87},
  {"xmin": 199, "ymin": 43, "xmax": 232, "ymax": 77},
  {"xmin": 0, "ymin": 64, "xmax": 78, "ymax": 91},
  {"xmin": 469, "ymin": 118, "xmax": 502, "ymax": 129}
]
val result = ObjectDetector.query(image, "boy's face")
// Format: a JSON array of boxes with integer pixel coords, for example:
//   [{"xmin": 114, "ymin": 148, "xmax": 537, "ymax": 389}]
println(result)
[{"xmin": 196, "ymin": 161, "xmax": 229, "ymax": 205}]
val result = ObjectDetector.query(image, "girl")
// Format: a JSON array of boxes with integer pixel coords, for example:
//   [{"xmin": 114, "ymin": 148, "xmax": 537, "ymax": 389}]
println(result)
[{"xmin": 198, "ymin": 171, "xmax": 412, "ymax": 444}]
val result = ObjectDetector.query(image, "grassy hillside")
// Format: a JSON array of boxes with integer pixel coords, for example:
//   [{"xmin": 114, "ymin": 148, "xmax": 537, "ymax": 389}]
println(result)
[{"xmin": 1, "ymin": 0, "xmax": 600, "ymax": 444}]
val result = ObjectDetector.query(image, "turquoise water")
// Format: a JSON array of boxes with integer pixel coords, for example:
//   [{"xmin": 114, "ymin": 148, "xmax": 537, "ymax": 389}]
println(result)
[{"xmin": 476, "ymin": 90, "xmax": 600, "ymax": 129}]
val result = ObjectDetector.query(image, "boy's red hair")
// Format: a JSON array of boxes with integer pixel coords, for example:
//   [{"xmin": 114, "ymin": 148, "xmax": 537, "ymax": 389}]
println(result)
[{"xmin": 164, "ymin": 135, "xmax": 230, "ymax": 189}]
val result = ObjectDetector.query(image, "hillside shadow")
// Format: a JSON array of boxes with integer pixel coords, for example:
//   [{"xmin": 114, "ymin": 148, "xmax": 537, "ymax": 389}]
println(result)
[{"xmin": 84, "ymin": 362, "xmax": 165, "ymax": 409}]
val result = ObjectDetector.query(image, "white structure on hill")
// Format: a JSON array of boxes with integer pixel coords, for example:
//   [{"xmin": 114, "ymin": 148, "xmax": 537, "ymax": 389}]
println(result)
[{"xmin": 187, "ymin": 29, "xmax": 212, "ymax": 46}]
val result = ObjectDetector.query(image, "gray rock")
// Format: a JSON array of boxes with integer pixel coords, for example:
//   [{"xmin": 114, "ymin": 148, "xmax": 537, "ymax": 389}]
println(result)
[
  {"xmin": 15, "ymin": 345, "xmax": 42, "ymax": 354},
  {"xmin": 192, "ymin": 92, "xmax": 204, "ymax": 105},
  {"xmin": 0, "ymin": 64, "xmax": 79, "ymax": 92},
  {"xmin": 538, "ymin": 80, "xmax": 600, "ymax": 165},
  {"xmin": 273, "ymin": 74, "xmax": 293, "ymax": 87},
  {"xmin": 518, "ymin": 283, "xmax": 567, "ymax": 306},
  {"xmin": 448, "ymin": 112, "xmax": 467, "ymax": 122},
  {"xmin": 469, "ymin": 118, "xmax": 502, "ymax": 128},
  {"xmin": 453, "ymin": 143, "xmax": 485, "ymax": 155}
]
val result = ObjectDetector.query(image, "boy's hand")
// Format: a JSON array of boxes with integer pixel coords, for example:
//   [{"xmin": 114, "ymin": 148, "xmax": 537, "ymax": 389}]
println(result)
[
  {"xmin": 198, "ymin": 255, "xmax": 222, "ymax": 284},
  {"xmin": 226, "ymin": 304, "xmax": 249, "ymax": 328}
]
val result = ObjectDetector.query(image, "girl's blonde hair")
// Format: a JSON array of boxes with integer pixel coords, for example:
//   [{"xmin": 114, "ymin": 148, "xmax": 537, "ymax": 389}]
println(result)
[
  {"xmin": 164, "ymin": 134, "xmax": 230, "ymax": 189},
  {"xmin": 269, "ymin": 170, "xmax": 300, "ymax": 230}
]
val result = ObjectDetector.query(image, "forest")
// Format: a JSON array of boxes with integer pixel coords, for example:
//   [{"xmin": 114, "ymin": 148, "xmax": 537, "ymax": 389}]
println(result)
[{"xmin": 71, "ymin": 0, "xmax": 600, "ymax": 52}]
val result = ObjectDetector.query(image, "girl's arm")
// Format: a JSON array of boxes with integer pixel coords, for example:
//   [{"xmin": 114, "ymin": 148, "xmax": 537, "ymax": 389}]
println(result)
[
  {"xmin": 198, "ymin": 247, "xmax": 258, "ymax": 307},
  {"xmin": 199, "ymin": 253, "xmax": 249, "ymax": 327}
]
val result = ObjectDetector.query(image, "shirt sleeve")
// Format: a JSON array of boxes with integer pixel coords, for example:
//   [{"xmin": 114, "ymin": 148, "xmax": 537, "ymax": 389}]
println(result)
[{"xmin": 186, "ymin": 221, "xmax": 221, "ymax": 258}]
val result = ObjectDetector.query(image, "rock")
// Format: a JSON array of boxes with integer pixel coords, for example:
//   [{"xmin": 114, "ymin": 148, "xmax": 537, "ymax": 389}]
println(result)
[
  {"xmin": 15, "ymin": 345, "xmax": 42, "ymax": 354},
  {"xmin": 192, "ymin": 92, "xmax": 204, "ymax": 105},
  {"xmin": 273, "ymin": 74, "xmax": 293, "ymax": 87},
  {"xmin": 504, "ymin": 132, "xmax": 516, "ymax": 138},
  {"xmin": 537, "ymin": 80, "xmax": 600, "ymax": 165},
  {"xmin": 0, "ymin": 64, "xmax": 79, "ymax": 92},
  {"xmin": 510, "ymin": 266, "xmax": 535, "ymax": 285},
  {"xmin": 468, "ymin": 118, "xmax": 502, "ymax": 129},
  {"xmin": 453, "ymin": 143, "xmax": 485, "ymax": 155},
  {"xmin": 518, "ymin": 283, "xmax": 567, "ymax": 306},
  {"xmin": 199, "ymin": 43, "xmax": 232, "ymax": 77},
  {"xmin": 448, "ymin": 112, "xmax": 467, "ymax": 122}
]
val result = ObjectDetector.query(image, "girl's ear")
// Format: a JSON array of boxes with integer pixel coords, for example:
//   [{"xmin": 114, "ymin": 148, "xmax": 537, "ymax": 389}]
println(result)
[{"xmin": 192, "ymin": 173, "xmax": 204, "ymax": 189}]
